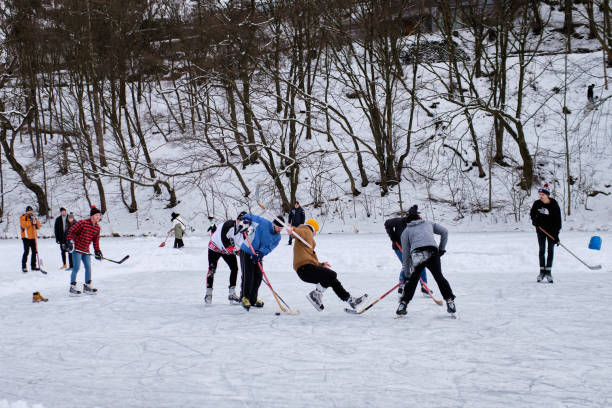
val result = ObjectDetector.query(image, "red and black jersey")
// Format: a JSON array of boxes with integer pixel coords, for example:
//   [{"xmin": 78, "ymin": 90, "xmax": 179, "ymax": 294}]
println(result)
[{"xmin": 66, "ymin": 219, "xmax": 101, "ymax": 253}]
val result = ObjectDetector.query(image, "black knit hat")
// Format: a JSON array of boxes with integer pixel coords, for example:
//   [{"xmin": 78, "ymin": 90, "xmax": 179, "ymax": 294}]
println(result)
[
  {"xmin": 171, "ymin": 212, "xmax": 178, "ymax": 221},
  {"xmin": 273, "ymin": 215, "xmax": 284, "ymax": 228},
  {"xmin": 25, "ymin": 206, "xmax": 33, "ymax": 212},
  {"xmin": 90, "ymin": 206, "xmax": 101, "ymax": 216},
  {"xmin": 406, "ymin": 205, "xmax": 421, "ymax": 222}
]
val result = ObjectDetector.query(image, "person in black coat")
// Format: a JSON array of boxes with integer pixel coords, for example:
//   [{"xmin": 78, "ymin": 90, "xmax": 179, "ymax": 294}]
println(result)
[
  {"xmin": 63, "ymin": 214, "xmax": 76, "ymax": 269},
  {"xmin": 54, "ymin": 207, "xmax": 69, "ymax": 269},
  {"xmin": 529, "ymin": 184, "xmax": 562, "ymax": 283},
  {"xmin": 287, "ymin": 202, "xmax": 305, "ymax": 245}
]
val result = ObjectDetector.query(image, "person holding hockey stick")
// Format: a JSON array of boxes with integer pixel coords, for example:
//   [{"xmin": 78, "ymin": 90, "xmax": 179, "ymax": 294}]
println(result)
[
  {"xmin": 384, "ymin": 212, "xmax": 430, "ymax": 298},
  {"xmin": 65, "ymin": 206, "xmax": 103, "ymax": 296},
  {"xmin": 291, "ymin": 218, "xmax": 367, "ymax": 311},
  {"xmin": 396, "ymin": 205, "xmax": 456, "ymax": 316},
  {"xmin": 238, "ymin": 213, "xmax": 283, "ymax": 310},
  {"xmin": 205, "ymin": 211, "xmax": 248, "ymax": 305},
  {"xmin": 529, "ymin": 184, "xmax": 562, "ymax": 283}
]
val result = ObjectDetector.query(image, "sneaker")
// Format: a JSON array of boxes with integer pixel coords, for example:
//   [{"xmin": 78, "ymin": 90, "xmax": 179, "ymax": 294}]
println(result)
[
  {"xmin": 446, "ymin": 299, "xmax": 456, "ymax": 314},
  {"xmin": 421, "ymin": 286, "xmax": 433, "ymax": 297},
  {"xmin": 307, "ymin": 289, "xmax": 324, "ymax": 311},
  {"xmin": 69, "ymin": 283, "xmax": 81, "ymax": 296},
  {"xmin": 32, "ymin": 291, "xmax": 48, "ymax": 303},
  {"xmin": 537, "ymin": 273, "xmax": 545, "ymax": 282},
  {"xmin": 228, "ymin": 287, "xmax": 240, "ymax": 305},
  {"xmin": 546, "ymin": 273, "xmax": 554, "ymax": 283},
  {"xmin": 205, "ymin": 288, "xmax": 213, "ymax": 304},
  {"xmin": 396, "ymin": 301, "xmax": 407, "ymax": 316},
  {"xmin": 83, "ymin": 283, "xmax": 98, "ymax": 295},
  {"xmin": 252, "ymin": 299, "xmax": 264, "ymax": 308},
  {"xmin": 241, "ymin": 297, "xmax": 251, "ymax": 311},
  {"xmin": 347, "ymin": 294, "xmax": 368, "ymax": 309}
]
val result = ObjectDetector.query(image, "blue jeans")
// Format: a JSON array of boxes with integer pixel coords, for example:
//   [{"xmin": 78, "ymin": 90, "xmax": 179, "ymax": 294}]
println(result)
[
  {"xmin": 71, "ymin": 252, "xmax": 92, "ymax": 283},
  {"xmin": 394, "ymin": 249, "xmax": 427, "ymax": 285}
]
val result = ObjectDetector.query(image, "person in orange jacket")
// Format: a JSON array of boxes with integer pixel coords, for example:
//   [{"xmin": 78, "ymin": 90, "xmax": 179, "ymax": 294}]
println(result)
[{"xmin": 20, "ymin": 205, "xmax": 41, "ymax": 273}]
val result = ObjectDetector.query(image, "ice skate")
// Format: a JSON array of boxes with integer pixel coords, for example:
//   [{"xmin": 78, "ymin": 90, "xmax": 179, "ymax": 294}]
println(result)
[
  {"xmin": 252, "ymin": 299, "xmax": 264, "ymax": 308},
  {"xmin": 22, "ymin": 267, "xmax": 28, "ymax": 273},
  {"xmin": 228, "ymin": 287, "xmax": 240, "ymax": 305},
  {"xmin": 446, "ymin": 299, "xmax": 456, "ymax": 314},
  {"xmin": 537, "ymin": 272, "xmax": 545, "ymax": 282},
  {"xmin": 545, "ymin": 273, "xmax": 554, "ymax": 283},
  {"xmin": 396, "ymin": 301, "xmax": 407, "ymax": 316},
  {"xmin": 83, "ymin": 282, "xmax": 98, "ymax": 295},
  {"xmin": 347, "ymin": 293, "xmax": 368, "ymax": 309},
  {"xmin": 307, "ymin": 290, "xmax": 324, "ymax": 311},
  {"xmin": 69, "ymin": 283, "xmax": 81, "ymax": 296},
  {"xmin": 205, "ymin": 288, "xmax": 213, "ymax": 304},
  {"xmin": 241, "ymin": 297, "xmax": 251, "ymax": 311}
]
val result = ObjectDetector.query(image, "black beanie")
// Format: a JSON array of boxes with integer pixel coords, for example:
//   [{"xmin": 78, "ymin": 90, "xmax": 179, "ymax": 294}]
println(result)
[
  {"xmin": 406, "ymin": 205, "xmax": 420, "ymax": 222},
  {"xmin": 273, "ymin": 215, "xmax": 284, "ymax": 228},
  {"xmin": 25, "ymin": 206, "xmax": 33, "ymax": 212},
  {"xmin": 90, "ymin": 206, "xmax": 101, "ymax": 216},
  {"xmin": 171, "ymin": 212, "xmax": 178, "ymax": 221}
]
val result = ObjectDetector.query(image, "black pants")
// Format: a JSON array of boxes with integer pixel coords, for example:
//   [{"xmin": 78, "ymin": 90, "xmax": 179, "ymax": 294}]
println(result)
[
  {"xmin": 22, "ymin": 238, "xmax": 37, "ymax": 269},
  {"xmin": 402, "ymin": 247, "xmax": 454, "ymax": 303},
  {"xmin": 207, "ymin": 249, "xmax": 238, "ymax": 288},
  {"xmin": 174, "ymin": 238, "xmax": 184, "ymax": 248},
  {"xmin": 240, "ymin": 251, "xmax": 262, "ymax": 304},
  {"xmin": 59, "ymin": 243, "xmax": 74, "ymax": 268},
  {"xmin": 536, "ymin": 229, "xmax": 555, "ymax": 271},
  {"xmin": 296, "ymin": 264, "xmax": 350, "ymax": 301}
]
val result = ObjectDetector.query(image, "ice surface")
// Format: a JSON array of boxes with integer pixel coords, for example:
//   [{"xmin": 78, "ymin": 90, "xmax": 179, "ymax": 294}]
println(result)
[{"xmin": 0, "ymin": 231, "xmax": 610, "ymax": 407}]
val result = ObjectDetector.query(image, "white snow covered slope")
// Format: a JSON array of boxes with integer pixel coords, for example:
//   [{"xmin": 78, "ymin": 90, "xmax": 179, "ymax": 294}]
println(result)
[{"xmin": 0, "ymin": 231, "xmax": 610, "ymax": 407}]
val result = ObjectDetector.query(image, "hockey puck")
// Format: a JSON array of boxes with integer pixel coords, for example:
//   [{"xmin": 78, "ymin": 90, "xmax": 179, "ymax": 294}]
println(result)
[{"xmin": 275, "ymin": 312, "xmax": 281, "ymax": 316}]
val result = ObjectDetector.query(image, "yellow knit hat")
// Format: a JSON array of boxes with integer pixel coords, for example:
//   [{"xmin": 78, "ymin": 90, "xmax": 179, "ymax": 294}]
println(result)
[{"xmin": 305, "ymin": 218, "xmax": 319, "ymax": 232}]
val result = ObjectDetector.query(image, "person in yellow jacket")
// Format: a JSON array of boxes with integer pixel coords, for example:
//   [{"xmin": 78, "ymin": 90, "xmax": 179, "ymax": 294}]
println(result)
[
  {"xmin": 20, "ymin": 205, "xmax": 41, "ymax": 273},
  {"xmin": 291, "ymin": 218, "xmax": 367, "ymax": 311}
]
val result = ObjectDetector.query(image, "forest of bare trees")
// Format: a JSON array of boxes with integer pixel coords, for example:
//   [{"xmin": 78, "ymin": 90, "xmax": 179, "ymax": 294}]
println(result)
[{"xmin": 0, "ymin": 0, "xmax": 610, "ymax": 225}]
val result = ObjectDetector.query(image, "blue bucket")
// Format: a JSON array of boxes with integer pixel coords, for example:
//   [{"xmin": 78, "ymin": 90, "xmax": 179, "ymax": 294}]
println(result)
[{"xmin": 588, "ymin": 236, "xmax": 602, "ymax": 250}]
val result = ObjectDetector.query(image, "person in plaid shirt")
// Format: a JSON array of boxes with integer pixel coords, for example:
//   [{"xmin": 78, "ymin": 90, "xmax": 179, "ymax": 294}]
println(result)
[{"xmin": 66, "ymin": 206, "xmax": 103, "ymax": 295}]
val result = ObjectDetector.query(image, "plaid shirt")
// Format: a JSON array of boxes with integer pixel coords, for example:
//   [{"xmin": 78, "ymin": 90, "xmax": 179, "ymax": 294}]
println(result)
[{"xmin": 66, "ymin": 219, "xmax": 101, "ymax": 253}]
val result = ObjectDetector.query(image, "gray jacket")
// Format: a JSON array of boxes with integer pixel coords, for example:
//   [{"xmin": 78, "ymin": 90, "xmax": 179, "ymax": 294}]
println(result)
[{"xmin": 400, "ymin": 219, "xmax": 448, "ymax": 275}]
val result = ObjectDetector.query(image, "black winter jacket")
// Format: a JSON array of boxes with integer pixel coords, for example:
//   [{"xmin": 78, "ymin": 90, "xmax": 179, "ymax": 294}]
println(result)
[
  {"xmin": 288, "ymin": 207, "xmax": 306, "ymax": 227},
  {"xmin": 530, "ymin": 198, "xmax": 562, "ymax": 236},
  {"xmin": 54, "ymin": 215, "xmax": 66, "ymax": 244},
  {"xmin": 384, "ymin": 216, "xmax": 408, "ymax": 250}
]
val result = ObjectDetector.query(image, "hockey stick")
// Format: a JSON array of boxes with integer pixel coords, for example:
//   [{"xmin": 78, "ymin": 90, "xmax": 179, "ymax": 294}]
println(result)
[
  {"xmin": 243, "ymin": 233, "xmax": 298, "ymax": 315},
  {"xmin": 253, "ymin": 185, "xmax": 312, "ymax": 249},
  {"xmin": 345, "ymin": 281, "xmax": 403, "ymax": 314},
  {"xmin": 395, "ymin": 242, "xmax": 444, "ymax": 306},
  {"xmin": 103, "ymin": 255, "xmax": 130, "ymax": 264},
  {"xmin": 33, "ymin": 237, "xmax": 48, "ymax": 275},
  {"xmin": 538, "ymin": 227, "xmax": 602, "ymax": 270}
]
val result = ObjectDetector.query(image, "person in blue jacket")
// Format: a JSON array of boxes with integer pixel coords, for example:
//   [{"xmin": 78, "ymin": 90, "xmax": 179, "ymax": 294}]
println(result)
[{"xmin": 238, "ymin": 213, "xmax": 283, "ymax": 310}]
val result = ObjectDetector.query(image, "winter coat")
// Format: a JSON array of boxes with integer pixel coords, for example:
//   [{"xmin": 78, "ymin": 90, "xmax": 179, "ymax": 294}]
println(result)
[
  {"xmin": 20, "ymin": 214, "xmax": 40, "ymax": 239},
  {"xmin": 292, "ymin": 225, "xmax": 324, "ymax": 271},
  {"xmin": 530, "ymin": 198, "xmax": 562, "ymax": 236},
  {"xmin": 172, "ymin": 217, "xmax": 186, "ymax": 239},
  {"xmin": 208, "ymin": 220, "xmax": 243, "ymax": 254},
  {"xmin": 54, "ymin": 215, "xmax": 67, "ymax": 244},
  {"xmin": 239, "ymin": 214, "xmax": 281, "ymax": 258},
  {"xmin": 66, "ymin": 219, "xmax": 101, "ymax": 253},
  {"xmin": 288, "ymin": 207, "xmax": 305, "ymax": 227},
  {"xmin": 400, "ymin": 219, "xmax": 448, "ymax": 275},
  {"xmin": 63, "ymin": 220, "xmax": 76, "ymax": 245},
  {"xmin": 384, "ymin": 216, "xmax": 408, "ymax": 250}
]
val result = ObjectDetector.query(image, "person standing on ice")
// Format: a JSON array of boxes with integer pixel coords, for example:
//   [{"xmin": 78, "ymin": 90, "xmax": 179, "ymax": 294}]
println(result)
[
  {"xmin": 20, "ymin": 205, "xmax": 41, "ymax": 273},
  {"xmin": 396, "ymin": 205, "xmax": 456, "ymax": 316},
  {"xmin": 238, "ymin": 214, "xmax": 283, "ymax": 310},
  {"xmin": 169, "ymin": 212, "xmax": 186, "ymax": 248},
  {"xmin": 63, "ymin": 213, "xmax": 76, "ymax": 270},
  {"xmin": 290, "ymin": 218, "xmax": 367, "ymax": 311},
  {"xmin": 384, "ymin": 212, "xmax": 430, "ymax": 298},
  {"xmin": 287, "ymin": 202, "xmax": 305, "ymax": 245},
  {"xmin": 205, "ymin": 211, "xmax": 248, "ymax": 305},
  {"xmin": 65, "ymin": 206, "xmax": 103, "ymax": 295},
  {"xmin": 207, "ymin": 216, "xmax": 217, "ymax": 235},
  {"xmin": 529, "ymin": 184, "xmax": 562, "ymax": 283},
  {"xmin": 54, "ymin": 207, "xmax": 69, "ymax": 269}
]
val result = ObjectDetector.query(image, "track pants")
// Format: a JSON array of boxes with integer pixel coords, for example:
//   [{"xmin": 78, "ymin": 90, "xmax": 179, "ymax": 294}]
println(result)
[
  {"xmin": 296, "ymin": 264, "xmax": 350, "ymax": 301},
  {"xmin": 240, "ymin": 251, "xmax": 262, "ymax": 304},
  {"xmin": 401, "ymin": 247, "xmax": 454, "ymax": 303},
  {"xmin": 207, "ymin": 249, "xmax": 238, "ymax": 288},
  {"xmin": 536, "ymin": 229, "xmax": 555, "ymax": 272}
]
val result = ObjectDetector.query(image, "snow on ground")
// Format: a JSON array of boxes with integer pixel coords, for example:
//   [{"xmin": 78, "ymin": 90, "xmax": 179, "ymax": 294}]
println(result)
[{"xmin": 0, "ymin": 230, "xmax": 611, "ymax": 407}]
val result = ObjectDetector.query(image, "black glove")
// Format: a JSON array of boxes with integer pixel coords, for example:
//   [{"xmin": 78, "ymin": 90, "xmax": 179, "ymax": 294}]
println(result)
[
  {"xmin": 250, "ymin": 250, "xmax": 263, "ymax": 264},
  {"xmin": 66, "ymin": 240, "xmax": 74, "ymax": 253},
  {"xmin": 438, "ymin": 248, "xmax": 446, "ymax": 257},
  {"xmin": 94, "ymin": 250, "xmax": 103, "ymax": 261}
]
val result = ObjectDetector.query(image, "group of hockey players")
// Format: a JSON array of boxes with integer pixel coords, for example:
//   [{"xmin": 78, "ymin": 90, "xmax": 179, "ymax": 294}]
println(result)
[{"xmin": 21, "ymin": 183, "xmax": 561, "ymax": 315}]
